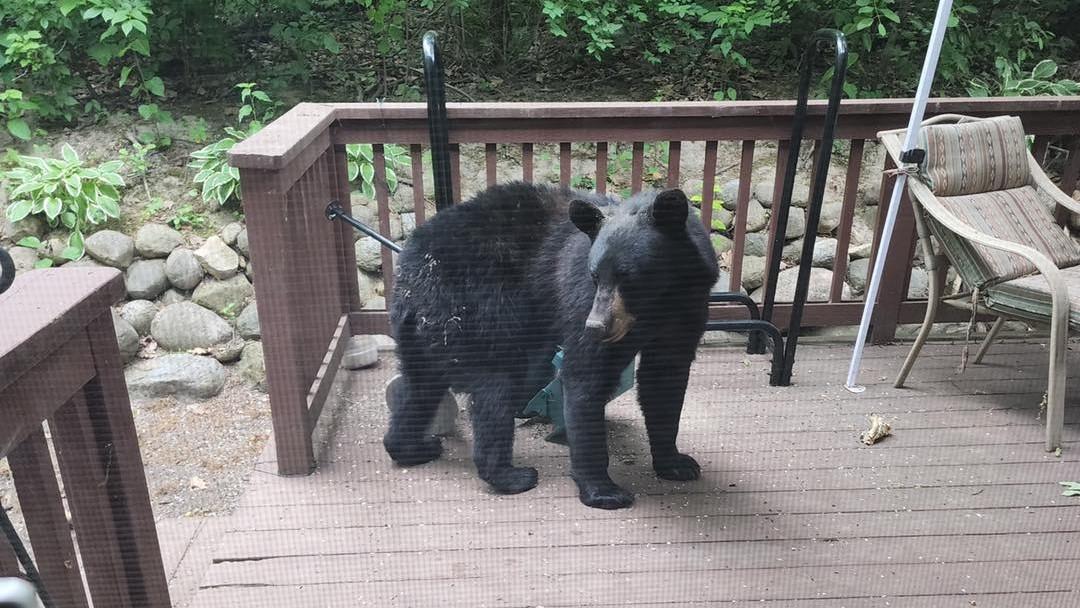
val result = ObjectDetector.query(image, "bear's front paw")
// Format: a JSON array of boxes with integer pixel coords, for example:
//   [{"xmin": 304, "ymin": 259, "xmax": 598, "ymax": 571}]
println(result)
[
  {"xmin": 383, "ymin": 434, "xmax": 443, "ymax": 466},
  {"xmin": 576, "ymin": 480, "xmax": 635, "ymax": 510},
  {"xmin": 484, "ymin": 466, "xmax": 539, "ymax": 495},
  {"xmin": 654, "ymin": 453, "xmax": 701, "ymax": 481}
]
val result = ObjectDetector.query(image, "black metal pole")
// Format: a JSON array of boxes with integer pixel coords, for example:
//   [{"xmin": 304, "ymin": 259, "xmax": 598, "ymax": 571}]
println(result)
[
  {"xmin": 0, "ymin": 246, "xmax": 14, "ymax": 295},
  {"xmin": 704, "ymin": 319, "xmax": 786, "ymax": 386},
  {"xmin": 780, "ymin": 30, "xmax": 848, "ymax": 385},
  {"xmin": 326, "ymin": 202, "xmax": 403, "ymax": 253},
  {"xmin": 757, "ymin": 28, "xmax": 847, "ymax": 386},
  {"xmin": 423, "ymin": 31, "xmax": 454, "ymax": 210}
]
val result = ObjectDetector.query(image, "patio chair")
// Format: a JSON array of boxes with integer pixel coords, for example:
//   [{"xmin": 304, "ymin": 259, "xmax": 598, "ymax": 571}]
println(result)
[{"xmin": 880, "ymin": 114, "xmax": 1080, "ymax": 451}]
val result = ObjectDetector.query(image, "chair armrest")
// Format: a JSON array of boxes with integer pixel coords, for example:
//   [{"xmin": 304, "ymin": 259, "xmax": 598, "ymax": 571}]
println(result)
[{"xmin": 1028, "ymin": 156, "xmax": 1080, "ymax": 218}]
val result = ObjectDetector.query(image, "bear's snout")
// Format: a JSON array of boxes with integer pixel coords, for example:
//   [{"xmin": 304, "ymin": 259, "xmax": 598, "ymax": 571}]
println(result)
[{"xmin": 586, "ymin": 287, "xmax": 635, "ymax": 343}]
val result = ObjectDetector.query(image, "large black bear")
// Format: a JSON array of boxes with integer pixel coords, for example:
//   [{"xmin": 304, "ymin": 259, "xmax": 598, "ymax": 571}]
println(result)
[{"xmin": 385, "ymin": 181, "xmax": 718, "ymax": 509}]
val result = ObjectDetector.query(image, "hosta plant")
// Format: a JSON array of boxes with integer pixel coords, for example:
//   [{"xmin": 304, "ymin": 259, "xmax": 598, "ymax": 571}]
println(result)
[{"xmin": 5, "ymin": 144, "xmax": 124, "ymax": 261}]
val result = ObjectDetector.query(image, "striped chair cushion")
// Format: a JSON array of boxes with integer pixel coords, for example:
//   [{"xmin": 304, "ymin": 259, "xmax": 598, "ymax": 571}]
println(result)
[
  {"xmin": 928, "ymin": 186, "xmax": 1080, "ymax": 288},
  {"xmin": 986, "ymin": 265, "xmax": 1080, "ymax": 329},
  {"xmin": 918, "ymin": 116, "xmax": 1030, "ymax": 196}
]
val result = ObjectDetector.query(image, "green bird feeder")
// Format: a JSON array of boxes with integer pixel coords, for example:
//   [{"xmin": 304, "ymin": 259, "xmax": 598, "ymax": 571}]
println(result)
[{"xmin": 521, "ymin": 350, "xmax": 636, "ymax": 444}]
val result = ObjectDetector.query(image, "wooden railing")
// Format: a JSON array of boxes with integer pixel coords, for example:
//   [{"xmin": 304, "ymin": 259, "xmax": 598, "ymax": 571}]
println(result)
[
  {"xmin": 229, "ymin": 97, "xmax": 1080, "ymax": 475},
  {"xmin": 0, "ymin": 268, "xmax": 170, "ymax": 607}
]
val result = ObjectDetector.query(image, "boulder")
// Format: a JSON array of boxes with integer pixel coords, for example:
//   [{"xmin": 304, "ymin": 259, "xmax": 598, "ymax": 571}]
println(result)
[
  {"xmin": 751, "ymin": 267, "xmax": 852, "ymax": 303},
  {"xmin": 125, "ymin": 354, "xmax": 226, "ymax": 400},
  {"xmin": 151, "ymin": 302, "xmax": 234, "ymax": 351},
  {"xmin": 818, "ymin": 201, "xmax": 844, "ymax": 234},
  {"xmin": 134, "ymin": 224, "xmax": 183, "ymax": 258},
  {"xmin": 237, "ymin": 342, "xmax": 266, "ymax": 391},
  {"xmin": 192, "ymin": 274, "xmax": 253, "ymax": 317},
  {"xmin": 907, "ymin": 267, "xmax": 930, "ymax": 299},
  {"xmin": 342, "ymin": 335, "xmax": 379, "ymax": 370},
  {"xmin": 741, "ymin": 200, "xmax": 769, "ymax": 233},
  {"xmin": 120, "ymin": 300, "xmax": 158, "ymax": 336},
  {"xmin": 194, "ymin": 235, "xmax": 239, "ymax": 279},
  {"xmin": 125, "ymin": 259, "xmax": 168, "ymax": 300},
  {"xmin": 711, "ymin": 235, "xmax": 732, "ymax": 257},
  {"xmin": 111, "ymin": 312, "xmax": 140, "ymax": 362},
  {"xmin": 235, "ymin": 228, "xmax": 249, "ymax": 257},
  {"xmin": 751, "ymin": 181, "xmax": 774, "ymax": 208},
  {"xmin": 85, "ymin": 230, "xmax": 135, "ymax": 268},
  {"xmin": 355, "ymin": 237, "xmax": 383, "ymax": 272},
  {"xmin": 719, "ymin": 179, "xmax": 740, "ymax": 208},
  {"xmin": 811, "ymin": 237, "xmax": 839, "ymax": 268},
  {"xmin": 165, "ymin": 248, "xmax": 203, "ymax": 291},
  {"xmin": 220, "ymin": 222, "xmax": 243, "ymax": 246},
  {"xmin": 158, "ymin": 288, "xmax": 188, "ymax": 306},
  {"xmin": 0, "ymin": 215, "xmax": 46, "ymax": 243},
  {"xmin": 8, "ymin": 247, "xmax": 38, "ymax": 273},
  {"xmin": 740, "ymin": 256, "xmax": 767, "ymax": 291},
  {"xmin": 235, "ymin": 302, "xmax": 260, "ymax": 339},
  {"xmin": 742, "ymin": 232, "xmax": 768, "ymax": 257}
]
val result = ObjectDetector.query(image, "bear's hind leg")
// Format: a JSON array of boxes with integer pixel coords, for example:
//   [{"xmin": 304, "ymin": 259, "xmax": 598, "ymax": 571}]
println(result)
[
  {"xmin": 383, "ymin": 371, "xmax": 447, "ymax": 466},
  {"xmin": 470, "ymin": 375, "xmax": 539, "ymax": 494}
]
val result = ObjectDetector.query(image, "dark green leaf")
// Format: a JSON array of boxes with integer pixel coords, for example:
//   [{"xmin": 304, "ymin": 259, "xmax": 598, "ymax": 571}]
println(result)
[
  {"xmin": 17, "ymin": 236, "xmax": 42, "ymax": 249},
  {"xmin": 7, "ymin": 118, "xmax": 31, "ymax": 140},
  {"xmin": 145, "ymin": 76, "xmax": 165, "ymax": 97}
]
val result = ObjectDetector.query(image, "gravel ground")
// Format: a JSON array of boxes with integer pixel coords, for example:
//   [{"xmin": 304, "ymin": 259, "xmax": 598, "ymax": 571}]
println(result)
[{"xmin": 0, "ymin": 368, "xmax": 271, "ymax": 542}]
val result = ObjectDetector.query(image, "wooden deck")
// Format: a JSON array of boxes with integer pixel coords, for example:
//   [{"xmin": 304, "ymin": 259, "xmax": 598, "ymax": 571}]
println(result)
[{"xmin": 186, "ymin": 340, "xmax": 1080, "ymax": 607}]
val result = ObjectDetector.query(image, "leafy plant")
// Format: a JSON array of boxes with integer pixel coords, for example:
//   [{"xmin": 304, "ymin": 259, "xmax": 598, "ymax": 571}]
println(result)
[
  {"xmin": 346, "ymin": 143, "xmax": 408, "ymax": 200},
  {"xmin": 189, "ymin": 84, "xmax": 277, "ymax": 206},
  {"xmin": 168, "ymin": 204, "xmax": 207, "ymax": 230},
  {"xmin": 1061, "ymin": 481, "xmax": 1080, "ymax": 497},
  {"xmin": 15, "ymin": 236, "xmax": 55, "ymax": 269},
  {"xmin": 0, "ymin": 89, "xmax": 37, "ymax": 140},
  {"xmin": 4, "ymin": 144, "xmax": 125, "ymax": 261},
  {"xmin": 967, "ymin": 58, "xmax": 1080, "ymax": 97}
]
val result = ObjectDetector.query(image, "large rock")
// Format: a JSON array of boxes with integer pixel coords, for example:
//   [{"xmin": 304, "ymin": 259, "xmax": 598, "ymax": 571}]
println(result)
[
  {"xmin": 235, "ymin": 303, "xmax": 261, "ymax": 339},
  {"xmin": 220, "ymin": 222, "xmax": 243, "ymax": 246},
  {"xmin": 849, "ymin": 242, "xmax": 873, "ymax": 260},
  {"xmin": 85, "ymin": 230, "xmax": 135, "ymax": 268},
  {"xmin": 812, "ymin": 237, "xmax": 839, "ymax": 268},
  {"xmin": 709, "ymin": 205, "xmax": 734, "ymax": 231},
  {"xmin": 1, "ymin": 215, "xmax": 46, "ymax": 242},
  {"xmin": 192, "ymin": 274, "xmax": 253, "ymax": 317},
  {"xmin": 752, "ymin": 267, "xmax": 852, "ymax": 303},
  {"xmin": 165, "ymin": 248, "xmax": 203, "ymax": 291},
  {"xmin": 125, "ymin": 259, "xmax": 168, "ymax": 300},
  {"xmin": 235, "ymin": 228, "xmax": 249, "ymax": 258},
  {"xmin": 210, "ymin": 336, "xmax": 245, "ymax": 363},
  {"xmin": 120, "ymin": 300, "xmax": 158, "ymax": 336},
  {"xmin": 789, "ymin": 183, "xmax": 811, "ymax": 208},
  {"xmin": 134, "ymin": 224, "xmax": 183, "ymax": 258},
  {"xmin": 151, "ymin": 302, "xmax": 234, "ymax": 351},
  {"xmin": 847, "ymin": 258, "xmax": 871, "ymax": 294},
  {"xmin": 741, "ymin": 256, "xmax": 767, "ymax": 291},
  {"xmin": 741, "ymin": 200, "xmax": 769, "ymax": 233},
  {"xmin": 9, "ymin": 246, "xmax": 38, "ymax": 273},
  {"xmin": 125, "ymin": 354, "xmax": 226, "ymax": 400},
  {"xmin": 158, "ymin": 288, "xmax": 188, "ymax": 306},
  {"xmin": 355, "ymin": 237, "xmax": 383, "ymax": 272},
  {"xmin": 194, "ymin": 236, "xmax": 239, "ymax": 279},
  {"xmin": 782, "ymin": 239, "xmax": 803, "ymax": 263},
  {"xmin": 111, "ymin": 311, "xmax": 139, "ymax": 362},
  {"xmin": 784, "ymin": 208, "xmax": 806, "ymax": 239},
  {"xmin": 742, "ymin": 232, "xmax": 768, "ymax": 257},
  {"xmin": 818, "ymin": 201, "xmax": 844, "ymax": 234},
  {"xmin": 40, "ymin": 236, "xmax": 71, "ymax": 265},
  {"xmin": 849, "ymin": 219, "xmax": 875, "ymax": 251},
  {"xmin": 720, "ymin": 179, "xmax": 740, "ymax": 208},
  {"xmin": 751, "ymin": 181, "xmax": 774, "ymax": 208},
  {"xmin": 237, "ymin": 342, "xmax": 266, "ymax": 391}
]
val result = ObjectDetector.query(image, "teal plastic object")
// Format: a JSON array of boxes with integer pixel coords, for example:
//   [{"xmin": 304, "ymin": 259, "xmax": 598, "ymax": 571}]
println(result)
[{"xmin": 522, "ymin": 349, "xmax": 636, "ymax": 444}]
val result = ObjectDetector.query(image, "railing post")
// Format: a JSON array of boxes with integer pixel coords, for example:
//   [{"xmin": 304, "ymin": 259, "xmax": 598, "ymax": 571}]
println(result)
[
  {"xmin": 870, "ymin": 157, "xmax": 918, "ymax": 345},
  {"xmin": 240, "ymin": 168, "xmax": 315, "ymax": 475}
]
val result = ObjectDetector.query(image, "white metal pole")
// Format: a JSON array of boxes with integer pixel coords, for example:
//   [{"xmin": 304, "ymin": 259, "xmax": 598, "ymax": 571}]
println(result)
[{"xmin": 844, "ymin": 0, "xmax": 955, "ymax": 392}]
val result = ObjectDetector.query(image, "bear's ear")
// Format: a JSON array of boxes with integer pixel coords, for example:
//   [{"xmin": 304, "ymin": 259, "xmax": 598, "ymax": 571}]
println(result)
[
  {"xmin": 570, "ymin": 199, "xmax": 604, "ymax": 240},
  {"xmin": 650, "ymin": 189, "xmax": 689, "ymax": 232}
]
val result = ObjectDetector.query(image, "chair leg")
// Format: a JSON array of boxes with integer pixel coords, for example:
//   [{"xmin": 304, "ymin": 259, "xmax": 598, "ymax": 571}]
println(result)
[
  {"xmin": 895, "ymin": 270, "xmax": 942, "ymax": 389},
  {"xmin": 973, "ymin": 317, "xmax": 1006, "ymax": 365},
  {"xmin": 1045, "ymin": 310, "xmax": 1067, "ymax": 452}
]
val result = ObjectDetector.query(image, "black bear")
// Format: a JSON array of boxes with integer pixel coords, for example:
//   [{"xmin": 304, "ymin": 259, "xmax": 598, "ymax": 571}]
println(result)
[{"xmin": 385, "ymin": 181, "xmax": 718, "ymax": 509}]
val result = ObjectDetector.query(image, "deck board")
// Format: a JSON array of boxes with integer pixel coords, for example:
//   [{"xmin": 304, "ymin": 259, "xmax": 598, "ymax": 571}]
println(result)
[{"xmin": 188, "ymin": 342, "xmax": 1080, "ymax": 607}]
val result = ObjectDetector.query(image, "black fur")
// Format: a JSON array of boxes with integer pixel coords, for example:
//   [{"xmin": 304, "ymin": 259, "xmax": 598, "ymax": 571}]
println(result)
[{"xmin": 385, "ymin": 181, "xmax": 718, "ymax": 508}]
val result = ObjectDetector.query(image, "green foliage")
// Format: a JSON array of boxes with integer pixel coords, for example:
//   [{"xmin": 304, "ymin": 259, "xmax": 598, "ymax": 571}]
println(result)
[
  {"xmin": 0, "ymin": 89, "xmax": 36, "ymax": 140},
  {"xmin": 967, "ymin": 59, "xmax": 1080, "ymax": 98},
  {"xmin": 346, "ymin": 143, "xmax": 408, "ymax": 199},
  {"xmin": 15, "ymin": 236, "xmax": 55, "ymax": 268},
  {"xmin": 189, "ymin": 84, "xmax": 278, "ymax": 207},
  {"xmin": 168, "ymin": 204, "xmax": 207, "ymax": 230},
  {"xmin": 1061, "ymin": 481, "xmax": 1080, "ymax": 497},
  {"xmin": 4, "ymin": 144, "xmax": 125, "ymax": 261}
]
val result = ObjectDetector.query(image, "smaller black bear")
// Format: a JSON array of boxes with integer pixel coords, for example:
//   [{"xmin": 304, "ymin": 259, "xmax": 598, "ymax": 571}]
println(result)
[{"xmin": 385, "ymin": 182, "xmax": 718, "ymax": 509}]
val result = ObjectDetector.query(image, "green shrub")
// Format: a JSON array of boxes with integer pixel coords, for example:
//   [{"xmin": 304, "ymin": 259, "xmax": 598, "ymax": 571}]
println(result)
[{"xmin": 4, "ymin": 144, "xmax": 125, "ymax": 261}]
